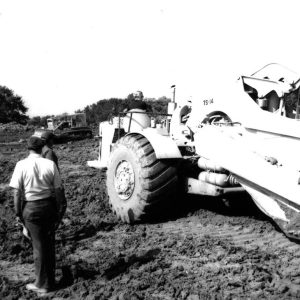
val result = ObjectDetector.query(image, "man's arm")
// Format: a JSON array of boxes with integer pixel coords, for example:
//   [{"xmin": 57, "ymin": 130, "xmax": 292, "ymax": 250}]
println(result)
[
  {"xmin": 52, "ymin": 162, "xmax": 66, "ymax": 227},
  {"xmin": 54, "ymin": 187, "xmax": 67, "ymax": 221},
  {"xmin": 44, "ymin": 149, "xmax": 59, "ymax": 171},
  {"xmin": 13, "ymin": 189, "xmax": 23, "ymax": 219},
  {"xmin": 45, "ymin": 150, "xmax": 55, "ymax": 163},
  {"xmin": 10, "ymin": 162, "xmax": 23, "ymax": 219}
]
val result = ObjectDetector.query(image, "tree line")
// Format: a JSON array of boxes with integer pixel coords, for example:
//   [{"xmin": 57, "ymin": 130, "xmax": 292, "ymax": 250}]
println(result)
[
  {"xmin": 0, "ymin": 85, "xmax": 171, "ymax": 127},
  {"xmin": 83, "ymin": 96, "xmax": 170, "ymax": 124}
]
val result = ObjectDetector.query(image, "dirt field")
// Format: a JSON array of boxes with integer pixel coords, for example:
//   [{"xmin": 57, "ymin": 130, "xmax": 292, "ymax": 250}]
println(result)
[{"xmin": 1, "ymin": 136, "xmax": 300, "ymax": 299}]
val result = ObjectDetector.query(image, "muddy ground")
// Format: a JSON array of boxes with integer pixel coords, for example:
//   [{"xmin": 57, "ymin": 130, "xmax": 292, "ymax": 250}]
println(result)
[{"xmin": 1, "ymin": 136, "xmax": 300, "ymax": 299}]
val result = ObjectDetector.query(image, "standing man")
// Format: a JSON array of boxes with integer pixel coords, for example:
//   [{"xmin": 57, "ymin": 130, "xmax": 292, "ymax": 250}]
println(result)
[
  {"xmin": 40, "ymin": 131, "xmax": 59, "ymax": 170},
  {"xmin": 124, "ymin": 90, "xmax": 148, "ymax": 112},
  {"xmin": 9, "ymin": 136, "xmax": 67, "ymax": 295}
]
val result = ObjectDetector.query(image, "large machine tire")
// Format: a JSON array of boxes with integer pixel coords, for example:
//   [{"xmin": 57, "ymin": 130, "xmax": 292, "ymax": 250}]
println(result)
[{"xmin": 107, "ymin": 134, "xmax": 178, "ymax": 223}]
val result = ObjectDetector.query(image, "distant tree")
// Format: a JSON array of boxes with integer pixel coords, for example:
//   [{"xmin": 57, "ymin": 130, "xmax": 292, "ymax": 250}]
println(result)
[
  {"xmin": 157, "ymin": 96, "xmax": 169, "ymax": 102},
  {"xmin": 84, "ymin": 98, "xmax": 126, "ymax": 124},
  {"xmin": 0, "ymin": 86, "xmax": 29, "ymax": 124},
  {"xmin": 28, "ymin": 115, "xmax": 51, "ymax": 128},
  {"xmin": 28, "ymin": 116, "xmax": 41, "ymax": 126},
  {"xmin": 82, "ymin": 96, "xmax": 171, "ymax": 125},
  {"xmin": 147, "ymin": 96, "xmax": 171, "ymax": 114},
  {"xmin": 58, "ymin": 112, "xmax": 68, "ymax": 118}
]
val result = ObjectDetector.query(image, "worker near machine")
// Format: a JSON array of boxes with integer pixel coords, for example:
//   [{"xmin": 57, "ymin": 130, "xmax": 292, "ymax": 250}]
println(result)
[
  {"xmin": 41, "ymin": 130, "xmax": 67, "ymax": 223},
  {"xmin": 9, "ymin": 136, "xmax": 67, "ymax": 295},
  {"xmin": 122, "ymin": 91, "xmax": 153, "ymax": 131},
  {"xmin": 41, "ymin": 131, "xmax": 59, "ymax": 170},
  {"xmin": 124, "ymin": 91, "xmax": 151, "ymax": 112}
]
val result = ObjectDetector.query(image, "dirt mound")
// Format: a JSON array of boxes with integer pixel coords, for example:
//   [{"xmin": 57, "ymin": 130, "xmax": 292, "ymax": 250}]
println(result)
[
  {"xmin": 0, "ymin": 122, "xmax": 34, "ymax": 143},
  {"xmin": 0, "ymin": 153, "xmax": 26, "ymax": 184},
  {"xmin": 0, "ymin": 122, "xmax": 29, "ymax": 131}
]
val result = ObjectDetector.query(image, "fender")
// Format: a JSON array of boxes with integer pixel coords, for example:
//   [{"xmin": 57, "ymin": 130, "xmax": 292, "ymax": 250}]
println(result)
[{"xmin": 126, "ymin": 128, "xmax": 182, "ymax": 159}]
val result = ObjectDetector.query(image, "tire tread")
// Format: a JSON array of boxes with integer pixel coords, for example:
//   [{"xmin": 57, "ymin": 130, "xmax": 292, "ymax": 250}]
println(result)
[{"xmin": 107, "ymin": 133, "xmax": 178, "ymax": 223}]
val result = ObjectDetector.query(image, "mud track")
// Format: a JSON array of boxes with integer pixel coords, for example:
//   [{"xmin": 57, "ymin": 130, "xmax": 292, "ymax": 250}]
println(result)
[{"xmin": 1, "ymin": 138, "xmax": 300, "ymax": 299}]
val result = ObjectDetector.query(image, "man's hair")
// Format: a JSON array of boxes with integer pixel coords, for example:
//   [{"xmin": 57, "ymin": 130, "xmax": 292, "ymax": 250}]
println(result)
[{"xmin": 27, "ymin": 136, "xmax": 44, "ymax": 151}]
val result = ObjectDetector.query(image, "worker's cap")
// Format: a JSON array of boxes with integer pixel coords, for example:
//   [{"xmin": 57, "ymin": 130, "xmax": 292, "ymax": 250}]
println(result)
[
  {"xmin": 27, "ymin": 136, "xmax": 44, "ymax": 151},
  {"xmin": 40, "ymin": 130, "xmax": 55, "ymax": 142}
]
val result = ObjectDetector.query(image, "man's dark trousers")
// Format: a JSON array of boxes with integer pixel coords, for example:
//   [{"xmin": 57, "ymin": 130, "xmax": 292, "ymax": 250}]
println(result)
[{"xmin": 23, "ymin": 198, "xmax": 57, "ymax": 290}]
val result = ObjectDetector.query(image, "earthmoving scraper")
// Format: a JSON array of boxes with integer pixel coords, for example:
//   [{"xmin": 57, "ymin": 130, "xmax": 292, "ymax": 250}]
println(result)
[{"xmin": 88, "ymin": 63, "xmax": 300, "ymax": 242}]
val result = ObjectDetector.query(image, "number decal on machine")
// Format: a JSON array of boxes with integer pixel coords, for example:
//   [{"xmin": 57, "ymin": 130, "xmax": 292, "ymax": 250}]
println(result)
[{"xmin": 203, "ymin": 98, "xmax": 214, "ymax": 105}]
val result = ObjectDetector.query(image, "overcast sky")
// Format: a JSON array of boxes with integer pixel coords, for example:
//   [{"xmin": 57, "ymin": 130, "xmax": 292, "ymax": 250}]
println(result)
[{"xmin": 1, "ymin": 0, "xmax": 300, "ymax": 117}]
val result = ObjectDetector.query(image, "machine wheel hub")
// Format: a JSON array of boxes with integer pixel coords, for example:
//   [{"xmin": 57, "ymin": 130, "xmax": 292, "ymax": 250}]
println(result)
[{"xmin": 114, "ymin": 160, "xmax": 135, "ymax": 200}]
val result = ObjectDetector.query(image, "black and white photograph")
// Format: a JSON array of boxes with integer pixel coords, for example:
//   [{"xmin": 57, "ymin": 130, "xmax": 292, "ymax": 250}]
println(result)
[{"xmin": 1, "ymin": 0, "xmax": 300, "ymax": 299}]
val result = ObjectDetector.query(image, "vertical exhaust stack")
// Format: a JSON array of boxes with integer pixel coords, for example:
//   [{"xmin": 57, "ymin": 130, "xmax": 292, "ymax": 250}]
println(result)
[
  {"xmin": 171, "ymin": 84, "xmax": 176, "ymax": 103},
  {"xmin": 168, "ymin": 85, "xmax": 177, "ymax": 115},
  {"xmin": 167, "ymin": 85, "xmax": 177, "ymax": 132}
]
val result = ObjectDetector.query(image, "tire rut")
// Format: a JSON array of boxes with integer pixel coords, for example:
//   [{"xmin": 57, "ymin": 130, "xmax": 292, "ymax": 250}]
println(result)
[{"xmin": 161, "ymin": 215, "xmax": 300, "ymax": 255}]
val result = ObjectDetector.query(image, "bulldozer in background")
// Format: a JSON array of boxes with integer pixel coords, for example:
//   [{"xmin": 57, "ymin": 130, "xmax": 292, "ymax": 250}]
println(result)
[
  {"xmin": 44, "ymin": 112, "xmax": 92, "ymax": 143},
  {"xmin": 88, "ymin": 64, "xmax": 300, "ymax": 241}
]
